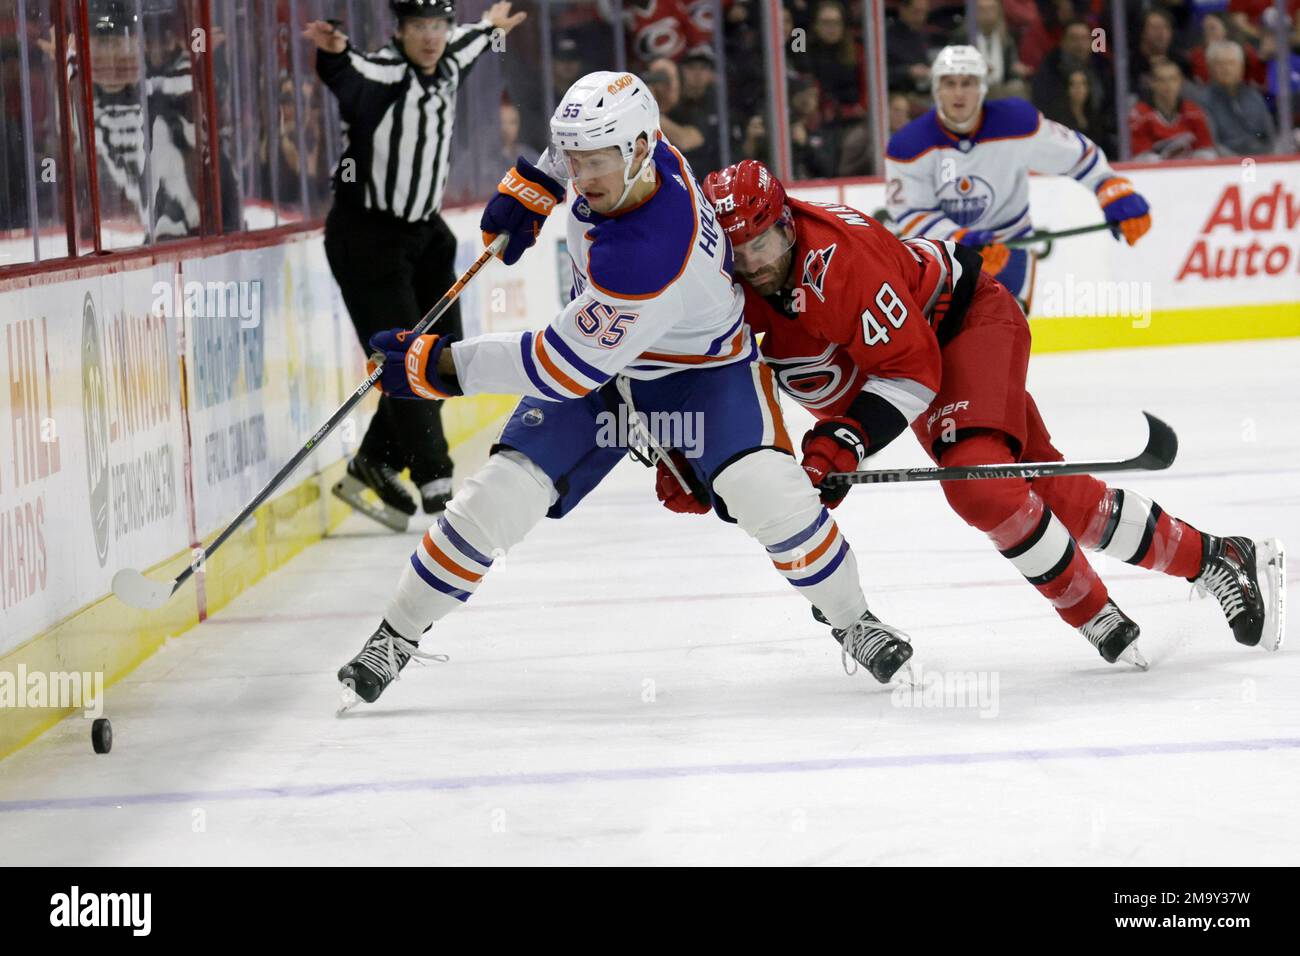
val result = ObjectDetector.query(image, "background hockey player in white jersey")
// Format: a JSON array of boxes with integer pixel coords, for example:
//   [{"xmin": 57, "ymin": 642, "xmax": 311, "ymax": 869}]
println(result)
[
  {"xmin": 885, "ymin": 45, "xmax": 1152, "ymax": 309},
  {"xmin": 336, "ymin": 71, "xmax": 914, "ymax": 706}
]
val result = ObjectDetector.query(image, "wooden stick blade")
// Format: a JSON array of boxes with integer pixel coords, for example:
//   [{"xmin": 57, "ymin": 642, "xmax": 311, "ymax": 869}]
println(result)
[{"xmin": 112, "ymin": 568, "xmax": 176, "ymax": 610}]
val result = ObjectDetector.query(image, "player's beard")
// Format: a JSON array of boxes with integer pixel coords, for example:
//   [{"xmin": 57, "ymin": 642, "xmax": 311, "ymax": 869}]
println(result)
[{"xmin": 743, "ymin": 248, "xmax": 795, "ymax": 297}]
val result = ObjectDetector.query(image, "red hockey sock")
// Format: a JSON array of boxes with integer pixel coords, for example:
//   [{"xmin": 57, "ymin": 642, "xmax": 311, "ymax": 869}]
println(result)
[
  {"xmin": 940, "ymin": 435, "xmax": 1109, "ymax": 628},
  {"xmin": 1071, "ymin": 487, "xmax": 1205, "ymax": 579}
]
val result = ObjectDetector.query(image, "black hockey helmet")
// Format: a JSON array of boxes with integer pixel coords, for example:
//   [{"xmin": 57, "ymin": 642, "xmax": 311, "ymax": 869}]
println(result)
[{"xmin": 390, "ymin": 0, "xmax": 455, "ymax": 21}]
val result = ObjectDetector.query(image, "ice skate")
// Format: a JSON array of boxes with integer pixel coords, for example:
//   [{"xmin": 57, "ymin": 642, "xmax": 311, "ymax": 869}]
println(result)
[
  {"xmin": 815, "ymin": 606, "xmax": 914, "ymax": 683},
  {"xmin": 332, "ymin": 453, "xmax": 417, "ymax": 532},
  {"xmin": 420, "ymin": 478, "xmax": 454, "ymax": 515},
  {"xmin": 1079, "ymin": 600, "xmax": 1147, "ymax": 668},
  {"xmin": 1191, "ymin": 536, "xmax": 1285, "ymax": 651},
  {"xmin": 337, "ymin": 619, "xmax": 447, "ymax": 712}
]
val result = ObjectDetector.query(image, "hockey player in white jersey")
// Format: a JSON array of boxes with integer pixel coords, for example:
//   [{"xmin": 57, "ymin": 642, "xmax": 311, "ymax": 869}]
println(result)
[
  {"xmin": 336, "ymin": 71, "xmax": 914, "ymax": 705},
  {"xmin": 885, "ymin": 45, "xmax": 1152, "ymax": 308}
]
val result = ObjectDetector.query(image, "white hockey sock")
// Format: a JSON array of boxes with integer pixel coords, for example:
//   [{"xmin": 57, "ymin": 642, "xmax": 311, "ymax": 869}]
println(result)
[
  {"xmin": 713, "ymin": 449, "xmax": 869, "ymax": 629},
  {"xmin": 384, "ymin": 450, "xmax": 557, "ymax": 639}
]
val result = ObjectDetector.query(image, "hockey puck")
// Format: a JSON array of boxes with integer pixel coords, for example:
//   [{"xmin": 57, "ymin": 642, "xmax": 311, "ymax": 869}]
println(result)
[{"xmin": 91, "ymin": 718, "xmax": 112, "ymax": 754}]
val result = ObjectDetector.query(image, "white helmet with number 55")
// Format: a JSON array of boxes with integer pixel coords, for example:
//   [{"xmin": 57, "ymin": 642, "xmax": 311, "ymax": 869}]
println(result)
[{"xmin": 550, "ymin": 71, "xmax": 661, "ymax": 203}]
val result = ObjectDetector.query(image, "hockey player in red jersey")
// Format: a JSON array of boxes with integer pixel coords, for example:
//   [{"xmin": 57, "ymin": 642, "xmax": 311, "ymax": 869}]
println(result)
[{"xmin": 657, "ymin": 159, "xmax": 1285, "ymax": 664}]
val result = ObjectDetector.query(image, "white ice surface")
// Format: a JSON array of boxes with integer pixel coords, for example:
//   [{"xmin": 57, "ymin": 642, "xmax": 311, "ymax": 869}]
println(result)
[{"xmin": 2, "ymin": 340, "xmax": 1299, "ymax": 865}]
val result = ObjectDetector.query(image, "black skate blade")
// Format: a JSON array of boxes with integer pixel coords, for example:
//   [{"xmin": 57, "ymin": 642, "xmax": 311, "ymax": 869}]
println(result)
[{"xmin": 332, "ymin": 476, "xmax": 412, "ymax": 532}]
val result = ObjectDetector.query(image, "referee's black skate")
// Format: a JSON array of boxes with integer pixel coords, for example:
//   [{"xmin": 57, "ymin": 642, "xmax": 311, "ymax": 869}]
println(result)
[
  {"xmin": 815, "ymin": 606, "xmax": 914, "ymax": 683},
  {"xmin": 332, "ymin": 453, "xmax": 417, "ymax": 532},
  {"xmin": 420, "ymin": 478, "xmax": 454, "ymax": 515},
  {"xmin": 1079, "ymin": 600, "xmax": 1147, "ymax": 668},
  {"xmin": 337, "ymin": 620, "xmax": 446, "ymax": 712},
  {"xmin": 1191, "ymin": 535, "xmax": 1286, "ymax": 651}
]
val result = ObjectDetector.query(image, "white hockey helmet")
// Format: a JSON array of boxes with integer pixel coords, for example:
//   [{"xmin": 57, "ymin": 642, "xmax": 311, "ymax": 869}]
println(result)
[
  {"xmin": 931, "ymin": 45, "xmax": 989, "ymax": 129},
  {"xmin": 550, "ymin": 71, "xmax": 661, "ymax": 204}
]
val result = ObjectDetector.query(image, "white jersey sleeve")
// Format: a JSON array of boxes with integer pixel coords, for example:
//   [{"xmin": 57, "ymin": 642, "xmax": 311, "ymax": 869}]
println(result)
[{"xmin": 449, "ymin": 139, "xmax": 750, "ymax": 401}]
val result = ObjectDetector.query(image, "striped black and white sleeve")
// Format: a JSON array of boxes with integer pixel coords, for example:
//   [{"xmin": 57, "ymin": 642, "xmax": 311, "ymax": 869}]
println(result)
[
  {"xmin": 316, "ymin": 45, "xmax": 407, "ymax": 123},
  {"xmin": 443, "ymin": 21, "xmax": 497, "ymax": 80}
]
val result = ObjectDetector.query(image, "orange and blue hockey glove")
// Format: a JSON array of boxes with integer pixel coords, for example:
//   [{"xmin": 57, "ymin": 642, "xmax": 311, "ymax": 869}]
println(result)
[
  {"xmin": 368, "ymin": 330, "xmax": 461, "ymax": 400},
  {"xmin": 1096, "ymin": 176, "xmax": 1151, "ymax": 246},
  {"xmin": 480, "ymin": 156, "xmax": 565, "ymax": 265}
]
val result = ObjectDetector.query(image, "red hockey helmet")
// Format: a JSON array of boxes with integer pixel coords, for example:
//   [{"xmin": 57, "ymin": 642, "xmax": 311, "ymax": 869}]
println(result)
[{"xmin": 702, "ymin": 160, "xmax": 788, "ymax": 245}]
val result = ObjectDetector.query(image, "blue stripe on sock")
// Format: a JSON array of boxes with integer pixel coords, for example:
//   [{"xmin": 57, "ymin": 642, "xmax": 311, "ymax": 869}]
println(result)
[
  {"xmin": 788, "ymin": 539, "xmax": 850, "ymax": 588},
  {"xmin": 410, "ymin": 553, "xmax": 471, "ymax": 602},
  {"xmin": 767, "ymin": 509, "xmax": 829, "ymax": 555},
  {"xmin": 437, "ymin": 515, "xmax": 493, "ymax": 566}
]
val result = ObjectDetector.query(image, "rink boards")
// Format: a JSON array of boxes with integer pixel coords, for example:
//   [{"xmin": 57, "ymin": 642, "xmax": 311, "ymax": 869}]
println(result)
[{"xmin": 1, "ymin": 156, "xmax": 1297, "ymax": 759}]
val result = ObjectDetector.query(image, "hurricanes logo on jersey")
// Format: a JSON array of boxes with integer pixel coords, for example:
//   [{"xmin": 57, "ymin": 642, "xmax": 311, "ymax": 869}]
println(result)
[
  {"xmin": 801, "ymin": 243, "xmax": 837, "ymax": 303},
  {"xmin": 936, "ymin": 174, "xmax": 995, "ymax": 227}
]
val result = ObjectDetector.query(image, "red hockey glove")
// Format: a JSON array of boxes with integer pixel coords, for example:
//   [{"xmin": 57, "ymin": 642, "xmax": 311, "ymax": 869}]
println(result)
[
  {"xmin": 801, "ymin": 418, "xmax": 867, "ymax": 509},
  {"xmin": 368, "ymin": 330, "xmax": 460, "ymax": 400},
  {"xmin": 655, "ymin": 450, "xmax": 711, "ymax": 515}
]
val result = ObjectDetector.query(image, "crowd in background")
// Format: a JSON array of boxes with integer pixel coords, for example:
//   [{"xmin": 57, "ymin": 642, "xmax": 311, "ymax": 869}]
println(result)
[
  {"xmin": 2, "ymin": 0, "xmax": 1298, "ymax": 251},
  {"xmin": 531, "ymin": 0, "xmax": 1299, "ymax": 184}
]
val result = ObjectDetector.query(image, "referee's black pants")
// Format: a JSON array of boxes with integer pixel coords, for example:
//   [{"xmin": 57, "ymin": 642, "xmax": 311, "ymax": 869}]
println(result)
[{"xmin": 324, "ymin": 202, "xmax": 462, "ymax": 486}]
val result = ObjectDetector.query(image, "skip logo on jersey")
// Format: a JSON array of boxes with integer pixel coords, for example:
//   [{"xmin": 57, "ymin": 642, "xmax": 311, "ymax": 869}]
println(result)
[{"xmin": 801, "ymin": 243, "xmax": 837, "ymax": 302}]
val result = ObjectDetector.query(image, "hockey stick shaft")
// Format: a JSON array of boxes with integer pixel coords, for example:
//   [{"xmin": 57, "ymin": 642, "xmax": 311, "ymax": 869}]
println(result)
[
  {"xmin": 1002, "ymin": 222, "xmax": 1111, "ymax": 248},
  {"xmin": 870, "ymin": 208, "xmax": 1111, "ymax": 248},
  {"xmin": 828, "ymin": 412, "xmax": 1177, "ymax": 485},
  {"xmin": 131, "ymin": 235, "xmax": 506, "ymax": 604}
]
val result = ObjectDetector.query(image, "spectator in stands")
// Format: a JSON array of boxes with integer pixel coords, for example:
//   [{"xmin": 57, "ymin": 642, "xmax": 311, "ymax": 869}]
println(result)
[
  {"xmin": 1018, "ymin": 0, "xmax": 1081, "ymax": 72},
  {"xmin": 1044, "ymin": 67, "xmax": 1117, "ymax": 158},
  {"xmin": 1202, "ymin": 40, "xmax": 1276, "ymax": 154},
  {"xmin": 1191, "ymin": 12, "xmax": 1270, "ymax": 88},
  {"xmin": 1129, "ymin": 59, "xmax": 1218, "ymax": 160},
  {"xmin": 889, "ymin": 92, "xmax": 914, "ymax": 133},
  {"xmin": 961, "ymin": 0, "xmax": 1032, "ymax": 97},
  {"xmin": 1033, "ymin": 18, "xmax": 1111, "ymax": 118},
  {"xmin": 806, "ymin": 0, "xmax": 865, "ymax": 117},
  {"xmin": 789, "ymin": 75, "xmax": 837, "ymax": 179},
  {"xmin": 1131, "ymin": 8, "xmax": 1192, "ymax": 98},
  {"xmin": 645, "ymin": 57, "xmax": 706, "ymax": 158},
  {"xmin": 722, "ymin": 0, "xmax": 766, "ymax": 123},
  {"xmin": 625, "ymin": 0, "xmax": 714, "ymax": 68},
  {"xmin": 552, "ymin": 33, "xmax": 585, "ymax": 104},
  {"xmin": 736, "ymin": 113, "xmax": 767, "ymax": 162},
  {"xmin": 886, "ymin": 0, "xmax": 934, "ymax": 95},
  {"xmin": 669, "ymin": 48, "xmax": 723, "ymax": 177},
  {"xmin": 1228, "ymin": 0, "xmax": 1300, "ymax": 51}
]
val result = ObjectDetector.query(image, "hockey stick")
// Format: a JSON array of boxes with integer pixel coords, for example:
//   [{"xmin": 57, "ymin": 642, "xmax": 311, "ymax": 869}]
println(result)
[
  {"xmin": 826, "ymin": 412, "xmax": 1176, "ymax": 486},
  {"xmin": 870, "ymin": 208, "xmax": 1112, "ymax": 249},
  {"xmin": 112, "ymin": 235, "xmax": 508, "ymax": 610}
]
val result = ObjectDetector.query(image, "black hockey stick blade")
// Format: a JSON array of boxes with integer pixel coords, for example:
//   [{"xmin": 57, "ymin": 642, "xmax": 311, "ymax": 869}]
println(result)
[{"xmin": 829, "ymin": 412, "xmax": 1177, "ymax": 486}]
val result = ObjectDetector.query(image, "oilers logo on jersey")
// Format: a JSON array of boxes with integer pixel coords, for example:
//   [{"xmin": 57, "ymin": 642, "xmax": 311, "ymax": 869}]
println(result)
[{"xmin": 936, "ymin": 175, "xmax": 995, "ymax": 227}]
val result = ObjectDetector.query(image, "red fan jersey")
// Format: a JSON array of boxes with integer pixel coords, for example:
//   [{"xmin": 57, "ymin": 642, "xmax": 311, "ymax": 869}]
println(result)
[
  {"xmin": 626, "ymin": 0, "xmax": 714, "ymax": 65},
  {"xmin": 743, "ymin": 198, "xmax": 981, "ymax": 448}
]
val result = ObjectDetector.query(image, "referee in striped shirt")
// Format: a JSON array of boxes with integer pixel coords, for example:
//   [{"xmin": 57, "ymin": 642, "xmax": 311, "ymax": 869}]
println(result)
[{"xmin": 305, "ymin": 0, "xmax": 526, "ymax": 529}]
